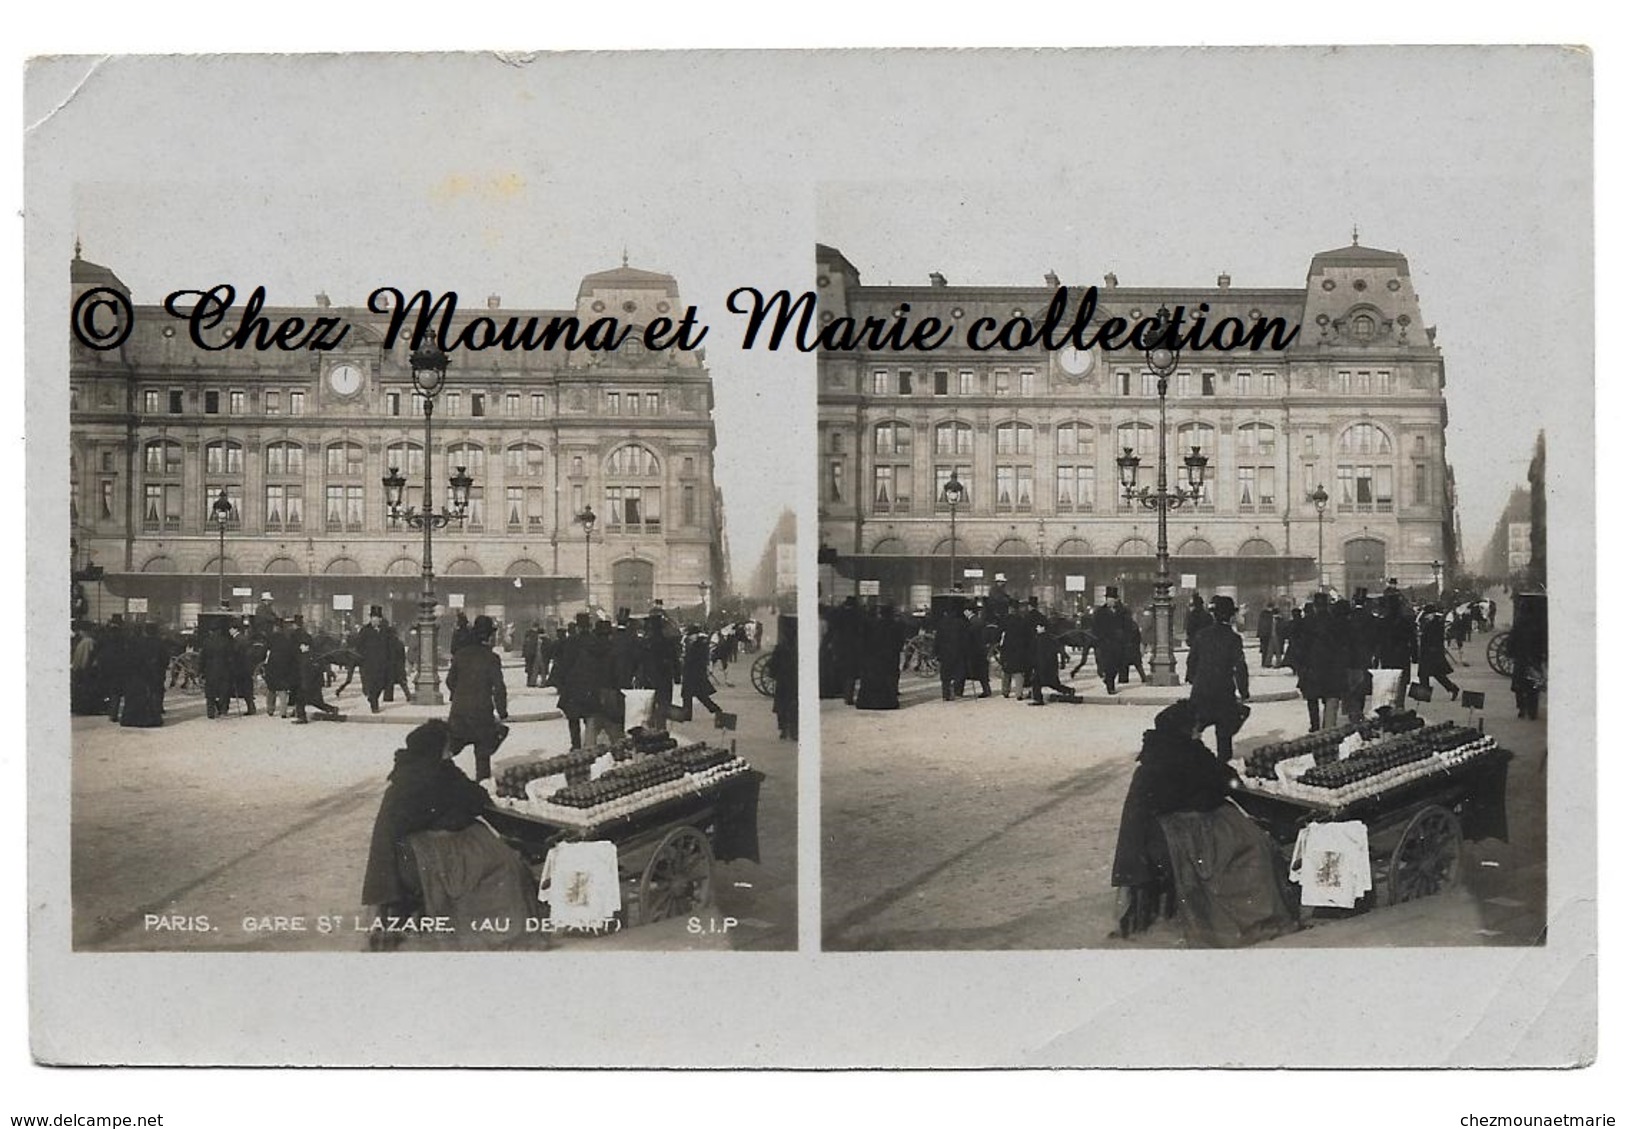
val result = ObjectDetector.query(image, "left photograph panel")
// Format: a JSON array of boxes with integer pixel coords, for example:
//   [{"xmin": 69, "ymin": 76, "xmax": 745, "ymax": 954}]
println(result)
[{"xmin": 64, "ymin": 174, "xmax": 802, "ymax": 953}]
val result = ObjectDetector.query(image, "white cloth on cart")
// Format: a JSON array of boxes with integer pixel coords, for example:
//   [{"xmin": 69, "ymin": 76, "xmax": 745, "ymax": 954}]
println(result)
[
  {"xmin": 539, "ymin": 840, "xmax": 622, "ymax": 926},
  {"xmin": 1289, "ymin": 820, "xmax": 1373, "ymax": 908},
  {"xmin": 1369, "ymin": 668, "xmax": 1404, "ymax": 712},
  {"xmin": 622, "ymin": 688, "xmax": 657, "ymax": 731}
]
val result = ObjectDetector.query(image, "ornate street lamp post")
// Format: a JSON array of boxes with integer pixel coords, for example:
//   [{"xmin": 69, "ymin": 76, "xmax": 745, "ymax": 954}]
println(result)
[
  {"xmin": 382, "ymin": 348, "xmax": 473, "ymax": 706},
  {"xmin": 211, "ymin": 489, "xmax": 234, "ymax": 611},
  {"xmin": 1115, "ymin": 307, "xmax": 1208, "ymax": 686},
  {"xmin": 1309, "ymin": 483, "xmax": 1330, "ymax": 592},
  {"xmin": 943, "ymin": 471, "xmax": 964, "ymax": 592},
  {"xmin": 577, "ymin": 504, "xmax": 598, "ymax": 612}
]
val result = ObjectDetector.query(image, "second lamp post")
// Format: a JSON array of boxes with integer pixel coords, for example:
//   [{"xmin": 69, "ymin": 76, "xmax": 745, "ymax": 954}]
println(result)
[
  {"xmin": 1114, "ymin": 306, "xmax": 1209, "ymax": 686},
  {"xmin": 381, "ymin": 348, "xmax": 474, "ymax": 706}
]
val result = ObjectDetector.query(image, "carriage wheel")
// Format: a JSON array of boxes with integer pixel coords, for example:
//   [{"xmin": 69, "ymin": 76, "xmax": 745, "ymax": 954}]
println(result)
[
  {"xmin": 635, "ymin": 826, "xmax": 715, "ymax": 925},
  {"xmin": 1486, "ymin": 631, "xmax": 1512, "ymax": 677},
  {"xmin": 751, "ymin": 653, "xmax": 775, "ymax": 698},
  {"xmin": 1386, "ymin": 805, "xmax": 1463, "ymax": 906}
]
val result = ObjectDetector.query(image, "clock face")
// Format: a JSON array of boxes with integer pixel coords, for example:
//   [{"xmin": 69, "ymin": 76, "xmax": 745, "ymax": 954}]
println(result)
[
  {"xmin": 328, "ymin": 363, "xmax": 364, "ymax": 397},
  {"xmin": 1056, "ymin": 345, "xmax": 1095, "ymax": 380}
]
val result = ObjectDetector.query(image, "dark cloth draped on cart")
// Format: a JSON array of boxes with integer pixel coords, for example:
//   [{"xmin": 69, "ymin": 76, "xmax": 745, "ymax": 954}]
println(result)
[
  {"xmin": 1111, "ymin": 716, "xmax": 1241, "ymax": 936},
  {"xmin": 1158, "ymin": 805, "xmax": 1298, "ymax": 948},
  {"xmin": 362, "ymin": 742, "xmax": 497, "ymax": 909},
  {"xmin": 406, "ymin": 823, "xmax": 543, "ymax": 950},
  {"xmin": 711, "ymin": 771, "xmax": 764, "ymax": 863}
]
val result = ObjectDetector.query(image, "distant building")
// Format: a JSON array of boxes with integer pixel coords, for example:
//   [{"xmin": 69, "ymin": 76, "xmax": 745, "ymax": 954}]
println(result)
[
  {"xmin": 69, "ymin": 250, "xmax": 726, "ymax": 629},
  {"xmin": 817, "ymin": 240, "xmax": 1458, "ymax": 611},
  {"xmin": 747, "ymin": 508, "xmax": 797, "ymax": 601}
]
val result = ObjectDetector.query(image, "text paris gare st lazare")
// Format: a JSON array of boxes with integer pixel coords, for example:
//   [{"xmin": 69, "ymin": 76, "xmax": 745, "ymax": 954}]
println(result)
[{"xmin": 71, "ymin": 282, "xmax": 1299, "ymax": 357}]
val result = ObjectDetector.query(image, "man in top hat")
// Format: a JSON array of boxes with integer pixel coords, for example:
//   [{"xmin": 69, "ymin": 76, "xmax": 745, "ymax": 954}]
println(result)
[
  {"xmin": 446, "ymin": 614, "xmax": 509, "ymax": 781},
  {"xmin": 1092, "ymin": 586, "xmax": 1132, "ymax": 695},
  {"xmin": 355, "ymin": 605, "xmax": 393, "ymax": 714},
  {"xmin": 1184, "ymin": 594, "xmax": 1250, "ymax": 761}
]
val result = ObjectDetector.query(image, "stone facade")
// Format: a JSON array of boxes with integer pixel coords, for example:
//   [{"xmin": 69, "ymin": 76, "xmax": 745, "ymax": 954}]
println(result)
[
  {"xmin": 816, "ymin": 241, "xmax": 1458, "ymax": 614},
  {"xmin": 69, "ymin": 254, "xmax": 726, "ymax": 630}
]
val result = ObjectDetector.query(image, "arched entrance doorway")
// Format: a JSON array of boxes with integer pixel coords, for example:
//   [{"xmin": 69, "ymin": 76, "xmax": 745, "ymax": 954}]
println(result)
[
  {"xmin": 1343, "ymin": 537, "xmax": 1387, "ymax": 596},
  {"xmin": 613, "ymin": 558, "xmax": 656, "ymax": 615}
]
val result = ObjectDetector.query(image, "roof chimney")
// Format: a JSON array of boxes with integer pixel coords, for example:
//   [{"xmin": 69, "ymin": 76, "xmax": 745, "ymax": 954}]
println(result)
[
  {"xmin": 487, "ymin": 293, "xmax": 501, "ymax": 309},
  {"xmin": 1104, "ymin": 272, "xmax": 1119, "ymax": 289},
  {"xmin": 1217, "ymin": 272, "xmax": 1231, "ymax": 289},
  {"xmin": 315, "ymin": 292, "xmax": 331, "ymax": 308},
  {"xmin": 1043, "ymin": 270, "xmax": 1060, "ymax": 288},
  {"xmin": 928, "ymin": 271, "xmax": 947, "ymax": 287}
]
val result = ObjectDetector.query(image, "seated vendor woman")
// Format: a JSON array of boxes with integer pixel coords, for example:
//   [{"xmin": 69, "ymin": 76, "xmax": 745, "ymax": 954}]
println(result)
[
  {"xmin": 361, "ymin": 718, "xmax": 495, "ymax": 925},
  {"xmin": 1109, "ymin": 699, "xmax": 1240, "ymax": 938}
]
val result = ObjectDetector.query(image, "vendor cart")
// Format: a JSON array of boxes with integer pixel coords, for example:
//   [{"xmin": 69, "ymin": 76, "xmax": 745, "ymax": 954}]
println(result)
[
  {"xmin": 481, "ymin": 767, "xmax": 764, "ymax": 928},
  {"xmin": 1231, "ymin": 746, "xmax": 1512, "ymax": 908}
]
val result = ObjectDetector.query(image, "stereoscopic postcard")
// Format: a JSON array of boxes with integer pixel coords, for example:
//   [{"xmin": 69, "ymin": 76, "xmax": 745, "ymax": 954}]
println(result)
[{"xmin": 25, "ymin": 46, "xmax": 1595, "ymax": 1068}]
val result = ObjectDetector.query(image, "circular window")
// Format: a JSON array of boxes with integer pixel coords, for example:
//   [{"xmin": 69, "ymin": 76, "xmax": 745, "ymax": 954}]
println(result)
[
  {"xmin": 817, "ymin": 275, "xmax": 830, "ymax": 289},
  {"xmin": 821, "ymin": 311, "xmax": 834, "ymax": 324},
  {"xmin": 951, "ymin": 307, "xmax": 964, "ymax": 319},
  {"xmin": 1316, "ymin": 313, "xmax": 1331, "ymax": 326},
  {"xmin": 1248, "ymin": 308, "xmax": 1263, "ymax": 320},
  {"xmin": 656, "ymin": 301, "xmax": 671, "ymax": 313},
  {"xmin": 592, "ymin": 300, "xmax": 606, "ymax": 312},
  {"xmin": 1129, "ymin": 308, "xmax": 1142, "ymax": 320},
  {"xmin": 1397, "ymin": 313, "xmax": 1411, "ymax": 326},
  {"xmin": 622, "ymin": 300, "xmax": 638, "ymax": 313},
  {"xmin": 1321, "ymin": 279, "xmax": 1336, "ymax": 291},
  {"xmin": 1387, "ymin": 279, "xmax": 1402, "ymax": 292},
  {"xmin": 1353, "ymin": 279, "xmax": 1367, "ymax": 291},
  {"xmin": 1012, "ymin": 308, "xmax": 1025, "ymax": 318},
  {"xmin": 162, "ymin": 327, "xmax": 175, "ymax": 338}
]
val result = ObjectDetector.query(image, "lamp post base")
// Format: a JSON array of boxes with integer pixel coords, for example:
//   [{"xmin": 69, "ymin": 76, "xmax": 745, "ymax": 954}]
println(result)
[
  {"xmin": 1149, "ymin": 582, "xmax": 1180, "ymax": 688},
  {"xmin": 414, "ymin": 602, "xmax": 443, "ymax": 707}
]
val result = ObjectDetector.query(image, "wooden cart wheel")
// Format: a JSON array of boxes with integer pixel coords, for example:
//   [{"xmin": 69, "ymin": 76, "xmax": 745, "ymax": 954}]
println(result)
[
  {"xmin": 1486, "ymin": 631, "xmax": 1512, "ymax": 676},
  {"xmin": 635, "ymin": 826, "xmax": 715, "ymax": 925},
  {"xmin": 1385, "ymin": 804, "xmax": 1463, "ymax": 906},
  {"xmin": 751, "ymin": 653, "xmax": 775, "ymax": 698}
]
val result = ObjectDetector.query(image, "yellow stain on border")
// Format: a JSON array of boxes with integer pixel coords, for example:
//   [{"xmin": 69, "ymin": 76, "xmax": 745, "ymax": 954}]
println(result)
[{"xmin": 430, "ymin": 173, "xmax": 527, "ymax": 205}]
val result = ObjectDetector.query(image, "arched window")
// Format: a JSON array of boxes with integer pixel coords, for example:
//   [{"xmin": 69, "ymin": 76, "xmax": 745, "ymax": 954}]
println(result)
[
  {"xmin": 933, "ymin": 422, "xmax": 973, "ymax": 456},
  {"xmin": 204, "ymin": 439, "xmax": 243, "ymax": 475},
  {"xmin": 872, "ymin": 423, "xmax": 913, "ymax": 515},
  {"xmin": 994, "ymin": 422, "xmax": 1034, "ymax": 455},
  {"xmin": 1413, "ymin": 435, "xmax": 1428, "ymax": 455},
  {"xmin": 1115, "ymin": 421, "xmax": 1154, "ymax": 457},
  {"xmin": 1335, "ymin": 424, "xmax": 1395, "ymax": 514},
  {"xmin": 606, "ymin": 443, "xmax": 660, "ymax": 477},
  {"xmin": 446, "ymin": 441, "xmax": 486, "ymax": 477},
  {"xmin": 1056, "ymin": 422, "xmax": 1095, "ymax": 457},
  {"xmin": 1234, "ymin": 423, "xmax": 1276, "ymax": 512},
  {"xmin": 1337, "ymin": 422, "xmax": 1392, "ymax": 456},
  {"xmin": 265, "ymin": 441, "xmax": 304, "ymax": 476},
  {"xmin": 1351, "ymin": 313, "xmax": 1376, "ymax": 340},
  {"xmin": 505, "ymin": 442, "xmax": 546, "ymax": 479},
  {"xmin": 385, "ymin": 441, "xmax": 423, "ymax": 478},
  {"xmin": 325, "ymin": 441, "xmax": 365, "ymax": 477},
  {"xmin": 605, "ymin": 444, "xmax": 661, "ymax": 531},
  {"xmin": 1177, "ymin": 422, "xmax": 1217, "ymax": 458},
  {"xmin": 139, "ymin": 441, "xmax": 184, "ymax": 533}
]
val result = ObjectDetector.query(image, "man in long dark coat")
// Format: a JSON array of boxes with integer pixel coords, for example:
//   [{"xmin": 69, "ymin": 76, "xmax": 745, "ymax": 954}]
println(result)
[
  {"xmin": 230, "ymin": 622, "xmax": 260, "ymax": 716},
  {"xmin": 553, "ymin": 618, "xmax": 588, "ymax": 748},
  {"xmin": 445, "ymin": 614, "xmax": 509, "ymax": 780},
  {"xmin": 933, "ymin": 605, "xmax": 971, "ymax": 700},
  {"xmin": 355, "ymin": 606, "xmax": 393, "ymax": 714},
  {"xmin": 95, "ymin": 617, "xmax": 128, "ymax": 721},
  {"xmin": 1092, "ymin": 588, "xmax": 1131, "ymax": 694},
  {"xmin": 1185, "ymin": 595, "xmax": 1250, "ymax": 761},
  {"xmin": 118, "ymin": 622, "xmax": 167, "ymax": 728},
  {"xmin": 854, "ymin": 605, "xmax": 908, "ymax": 710},
  {"xmin": 200, "ymin": 621, "xmax": 236, "ymax": 719},
  {"xmin": 1296, "ymin": 593, "xmax": 1348, "ymax": 730},
  {"xmin": 999, "ymin": 603, "xmax": 1035, "ymax": 699},
  {"xmin": 830, "ymin": 598, "xmax": 863, "ymax": 706},
  {"xmin": 263, "ymin": 620, "xmax": 299, "ymax": 717}
]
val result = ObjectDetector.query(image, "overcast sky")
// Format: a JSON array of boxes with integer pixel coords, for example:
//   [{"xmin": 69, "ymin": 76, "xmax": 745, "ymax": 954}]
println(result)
[{"xmin": 40, "ymin": 47, "xmax": 1589, "ymax": 566}]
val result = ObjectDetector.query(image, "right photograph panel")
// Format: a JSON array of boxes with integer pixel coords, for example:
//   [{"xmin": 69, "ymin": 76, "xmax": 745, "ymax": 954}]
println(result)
[{"xmin": 816, "ymin": 170, "xmax": 1555, "ymax": 951}]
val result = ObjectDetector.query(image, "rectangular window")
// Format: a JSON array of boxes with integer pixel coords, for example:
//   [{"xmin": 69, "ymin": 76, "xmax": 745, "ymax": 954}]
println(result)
[
  {"xmin": 1238, "ymin": 467, "xmax": 1257, "ymax": 508},
  {"xmin": 1176, "ymin": 372, "xmax": 1191, "ymax": 398},
  {"xmin": 874, "ymin": 465, "xmax": 894, "ymax": 510},
  {"xmin": 682, "ymin": 456, "xmax": 695, "ymax": 476},
  {"xmin": 570, "ymin": 455, "xmax": 585, "ymax": 477},
  {"xmin": 873, "ymin": 370, "xmax": 890, "ymax": 395},
  {"xmin": 523, "ymin": 487, "xmax": 546, "ymax": 529},
  {"xmin": 265, "ymin": 484, "xmax": 305, "ymax": 532},
  {"xmin": 143, "ymin": 484, "xmax": 183, "ymax": 532},
  {"xmin": 506, "ymin": 486, "xmax": 524, "ymax": 530},
  {"xmin": 898, "ymin": 369, "xmax": 913, "ymax": 395},
  {"xmin": 995, "ymin": 466, "xmax": 1014, "ymax": 510},
  {"xmin": 1056, "ymin": 466, "xmax": 1095, "ymax": 513},
  {"xmin": 464, "ymin": 486, "xmax": 485, "ymax": 531},
  {"xmin": 203, "ymin": 484, "xmax": 243, "ymax": 528},
  {"xmin": 1202, "ymin": 371, "xmax": 1216, "ymax": 396},
  {"xmin": 934, "ymin": 465, "xmax": 971, "ymax": 508},
  {"xmin": 205, "ymin": 390, "xmax": 220, "ymax": 414},
  {"xmin": 958, "ymin": 370, "xmax": 975, "ymax": 396},
  {"xmin": 1414, "ymin": 462, "xmax": 1430, "ymax": 504},
  {"xmin": 1118, "ymin": 370, "xmax": 1132, "ymax": 397},
  {"xmin": 646, "ymin": 392, "xmax": 660, "ymax": 415},
  {"xmin": 100, "ymin": 450, "xmax": 116, "ymax": 472},
  {"xmin": 261, "ymin": 390, "xmax": 278, "ymax": 414},
  {"xmin": 606, "ymin": 392, "xmax": 621, "ymax": 415},
  {"xmin": 1258, "ymin": 466, "xmax": 1276, "ymax": 507},
  {"xmin": 1377, "ymin": 370, "xmax": 1394, "ymax": 395},
  {"xmin": 1019, "ymin": 369, "xmax": 1034, "ymax": 397},
  {"xmin": 1304, "ymin": 463, "xmax": 1320, "ymax": 501},
  {"xmin": 933, "ymin": 370, "xmax": 949, "ymax": 396},
  {"xmin": 289, "ymin": 390, "xmax": 305, "ymax": 415},
  {"xmin": 993, "ymin": 370, "xmax": 1011, "ymax": 396},
  {"xmin": 471, "ymin": 393, "xmax": 486, "ymax": 417},
  {"xmin": 1016, "ymin": 465, "xmax": 1033, "ymax": 510},
  {"xmin": 1375, "ymin": 465, "xmax": 1393, "ymax": 510},
  {"xmin": 828, "ymin": 460, "xmax": 845, "ymax": 503},
  {"xmin": 682, "ymin": 484, "xmax": 696, "ymax": 525},
  {"xmin": 386, "ymin": 391, "xmax": 401, "ymax": 416},
  {"xmin": 1304, "ymin": 433, "xmax": 1317, "ymax": 455},
  {"xmin": 143, "ymin": 389, "xmax": 160, "ymax": 413},
  {"xmin": 1355, "ymin": 370, "xmax": 1372, "ymax": 395},
  {"xmin": 1336, "ymin": 371, "xmax": 1351, "ymax": 395},
  {"xmin": 627, "ymin": 393, "xmax": 641, "ymax": 416},
  {"xmin": 443, "ymin": 391, "xmax": 460, "ymax": 416},
  {"xmin": 230, "ymin": 390, "xmax": 245, "ymax": 415},
  {"xmin": 70, "ymin": 386, "xmax": 81, "ymax": 411},
  {"xmin": 1235, "ymin": 371, "xmax": 1251, "ymax": 396},
  {"xmin": 531, "ymin": 392, "xmax": 546, "ymax": 416},
  {"xmin": 169, "ymin": 390, "xmax": 184, "ymax": 414},
  {"xmin": 571, "ymin": 484, "xmax": 584, "ymax": 517},
  {"xmin": 412, "ymin": 391, "xmax": 427, "ymax": 416},
  {"xmin": 1262, "ymin": 372, "xmax": 1276, "ymax": 397},
  {"xmin": 1337, "ymin": 465, "xmax": 1356, "ymax": 510},
  {"xmin": 1141, "ymin": 373, "xmax": 1158, "ymax": 397},
  {"xmin": 100, "ymin": 479, "xmax": 114, "ymax": 521},
  {"xmin": 1356, "ymin": 465, "xmax": 1375, "ymax": 505},
  {"xmin": 504, "ymin": 392, "xmax": 521, "ymax": 416}
]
